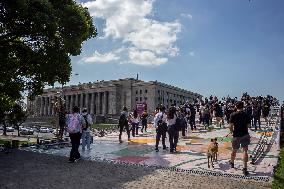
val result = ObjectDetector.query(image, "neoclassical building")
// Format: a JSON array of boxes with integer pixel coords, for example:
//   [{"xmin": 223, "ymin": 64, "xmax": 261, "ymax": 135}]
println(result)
[{"xmin": 27, "ymin": 78, "xmax": 202, "ymax": 117}]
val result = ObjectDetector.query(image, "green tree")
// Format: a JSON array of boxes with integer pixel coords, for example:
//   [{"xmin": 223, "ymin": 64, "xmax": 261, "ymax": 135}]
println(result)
[
  {"xmin": 0, "ymin": 0, "xmax": 97, "ymax": 121},
  {"xmin": 8, "ymin": 104, "xmax": 27, "ymax": 136}
]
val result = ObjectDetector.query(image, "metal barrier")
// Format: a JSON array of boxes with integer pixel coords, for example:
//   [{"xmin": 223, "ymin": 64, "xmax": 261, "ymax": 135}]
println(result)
[{"xmin": 250, "ymin": 106, "xmax": 280, "ymax": 164}]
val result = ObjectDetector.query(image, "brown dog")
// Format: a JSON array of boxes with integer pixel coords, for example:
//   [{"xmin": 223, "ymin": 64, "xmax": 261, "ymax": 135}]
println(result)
[{"xmin": 207, "ymin": 138, "xmax": 218, "ymax": 168}]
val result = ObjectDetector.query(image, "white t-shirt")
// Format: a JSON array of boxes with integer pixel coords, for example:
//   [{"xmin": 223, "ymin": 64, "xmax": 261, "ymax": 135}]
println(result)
[
  {"xmin": 154, "ymin": 112, "xmax": 167, "ymax": 127},
  {"xmin": 167, "ymin": 114, "xmax": 177, "ymax": 126}
]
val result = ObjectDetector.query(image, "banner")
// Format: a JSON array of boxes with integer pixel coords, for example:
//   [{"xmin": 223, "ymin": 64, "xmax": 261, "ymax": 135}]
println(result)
[{"xmin": 136, "ymin": 102, "xmax": 147, "ymax": 115}]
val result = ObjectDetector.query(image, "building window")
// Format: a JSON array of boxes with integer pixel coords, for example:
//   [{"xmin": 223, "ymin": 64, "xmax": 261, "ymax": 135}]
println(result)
[
  {"xmin": 144, "ymin": 97, "xmax": 147, "ymax": 101},
  {"xmin": 158, "ymin": 90, "xmax": 160, "ymax": 94},
  {"xmin": 140, "ymin": 90, "xmax": 142, "ymax": 94},
  {"xmin": 136, "ymin": 90, "xmax": 138, "ymax": 94},
  {"xmin": 140, "ymin": 97, "xmax": 142, "ymax": 101},
  {"xmin": 145, "ymin": 89, "xmax": 148, "ymax": 93},
  {"xmin": 135, "ymin": 97, "xmax": 138, "ymax": 101}
]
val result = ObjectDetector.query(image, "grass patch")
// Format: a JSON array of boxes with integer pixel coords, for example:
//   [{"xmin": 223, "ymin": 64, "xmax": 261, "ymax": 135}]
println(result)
[
  {"xmin": 91, "ymin": 124, "xmax": 117, "ymax": 130},
  {"xmin": 272, "ymin": 145, "xmax": 284, "ymax": 189}
]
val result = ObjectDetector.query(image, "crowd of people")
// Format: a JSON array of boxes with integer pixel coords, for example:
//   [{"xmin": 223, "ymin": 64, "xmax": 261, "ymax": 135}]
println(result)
[
  {"xmin": 65, "ymin": 92, "xmax": 280, "ymax": 175},
  {"xmin": 117, "ymin": 93, "xmax": 279, "ymax": 175}
]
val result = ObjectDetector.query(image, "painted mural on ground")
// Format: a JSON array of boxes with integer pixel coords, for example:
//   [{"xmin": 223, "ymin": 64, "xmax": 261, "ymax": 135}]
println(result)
[{"xmin": 22, "ymin": 118, "xmax": 280, "ymax": 180}]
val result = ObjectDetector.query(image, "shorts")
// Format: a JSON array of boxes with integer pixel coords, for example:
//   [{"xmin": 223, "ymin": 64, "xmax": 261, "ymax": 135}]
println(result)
[{"xmin": 232, "ymin": 134, "xmax": 250, "ymax": 150}]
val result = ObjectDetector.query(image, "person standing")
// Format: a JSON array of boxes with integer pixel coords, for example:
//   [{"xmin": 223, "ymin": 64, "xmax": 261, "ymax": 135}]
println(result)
[
  {"xmin": 229, "ymin": 101, "xmax": 251, "ymax": 176},
  {"xmin": 189, "ymin": 104, "xmax": 196, "ymax": 130},
  {"xmin": 58, "ymin": 106, "xmax": 66, "ymax": 140},
  {"xmin": 118, "ymin": 107, "xmax": 130, "ymax": 142},
  {"xmin": 154, "ymin": 106, "xmax": 167, "ymax": 152},
  {"xmin": 167, "ymin": 106, "xmax": 178, "ymax": 153},
  {"xmin": 131, "ymin": 109, "xmax": 139, "ymax": 137},
  {"xmin": 66, "ymin": 106, "xmax": 85, "ymax": 163},
  {"xmin": 252, "ymin": 103, "xmax": 261, "ymax": 131},
  {"xmin": 81, "ymin": 108, "xmax": 93, "ymax": 151},
  {"xmin": 140, "ymin": 110, "xmax": 149, "ymax": 133}
]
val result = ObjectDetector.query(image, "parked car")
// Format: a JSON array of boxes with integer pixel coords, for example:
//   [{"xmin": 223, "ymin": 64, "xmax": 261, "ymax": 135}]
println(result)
[
  {"xmin": 6, "ymin": 127, "xmax": 15, "ymax": 132},
  {"xmin": 39, "ymin": 127, "xmax": 50, "ymax": 133},
  {"xmin": 20, "ymin": 128, "xmax": 34, "ymax": 135},
  {"xmin": 49, "ymin": 128, "xmax": 54, "ymax": 133}
]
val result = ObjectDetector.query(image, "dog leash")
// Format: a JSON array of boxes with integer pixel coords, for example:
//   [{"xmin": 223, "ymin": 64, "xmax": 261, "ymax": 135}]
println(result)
[{"xmin": 220, "ymin": 133, "xmax": 231, "ymax": 141}]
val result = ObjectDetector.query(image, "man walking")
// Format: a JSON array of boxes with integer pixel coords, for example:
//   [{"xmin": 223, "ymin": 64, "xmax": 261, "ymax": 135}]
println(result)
[
  {"xmin": 229, "ymin": 101, "xmax": 251, "ymax": 176},
  {"xmin": 154, "ymin": 106, "xmax": 167, "ymax": 152},
  {"xmin": 118, "ymin": 107, "xmax": 130, "ymax": 142}
]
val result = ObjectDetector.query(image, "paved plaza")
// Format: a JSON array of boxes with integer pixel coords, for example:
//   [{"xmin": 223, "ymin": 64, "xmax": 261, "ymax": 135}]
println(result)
[{"xmin": 22, "ymin": 117, "xmax": 281, "ymax": 183}]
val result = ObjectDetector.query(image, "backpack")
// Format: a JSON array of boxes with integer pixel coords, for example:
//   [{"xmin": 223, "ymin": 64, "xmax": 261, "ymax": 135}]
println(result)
[
  {"xmin": 119, "ymin": 113, "xmax": 127, "ymax": 127},
  {"xmin": 82, "ymin": 115, "xmax": 89, "ymax": 131},
  {"xmin": 174, "ymin": 116, "xmax": 186, "ymax": 131},
  {"xmin": 67, "ymin": 114, "xmax": 80, "ymax": 134}
]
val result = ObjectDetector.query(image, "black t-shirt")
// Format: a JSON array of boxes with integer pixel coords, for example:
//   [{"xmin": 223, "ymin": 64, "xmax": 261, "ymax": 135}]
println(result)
[{"xmin": 229, "ymin": 111, "xmax": 250, "ymax": 137}]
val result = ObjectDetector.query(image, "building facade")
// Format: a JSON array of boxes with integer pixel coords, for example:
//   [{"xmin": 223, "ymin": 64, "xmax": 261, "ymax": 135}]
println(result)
[{"xmin": 27, "ymin": 78, "xmax": 202, "ymax": 117}]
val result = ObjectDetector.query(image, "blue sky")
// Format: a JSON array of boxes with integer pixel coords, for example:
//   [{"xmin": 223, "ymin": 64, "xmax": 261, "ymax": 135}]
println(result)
[{"xmin": 68, "ymin": 0, "xmax": 284, "ymax": 101}]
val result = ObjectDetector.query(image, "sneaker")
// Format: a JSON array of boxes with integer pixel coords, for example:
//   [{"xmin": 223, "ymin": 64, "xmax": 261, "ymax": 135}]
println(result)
[
  {"xmin": 155, "ymin": 147, "xmax": 159, "ymax": 152},
  {"xmin": 229, "ymin": 161, "xmax": 234, "ymax": 168},
  {"xmin": 74, "ymin": 157, "xmax": 81, "ymax": 162},
  {"xmin": 242, "ymin": 168, "xmax": 249, "ymax": 176},
  {"xmin": 68, "ymin": 159, "xmax": 75, "ymax": 163},
  {"xmin": 163, "ymin": 146, "xmax": 168, "ymax": 150}
]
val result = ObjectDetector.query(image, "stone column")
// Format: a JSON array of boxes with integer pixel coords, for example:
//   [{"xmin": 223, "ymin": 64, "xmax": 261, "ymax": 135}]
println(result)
[
  {"xmin": 96, "ymin": 92, "xmax": 100, "ymax": 114},
  {"xmin": 44, "ymin": 97, "xmax": 48, "ymax": 116},
  {"xmin": 101, "ymin": 92, "xmax": 105, "ymax": 115},
  {"xmin": 65, "ymin": 95, "xmax": 69, "ymax": 113},
  {"xmin": 90, "ymin": 93, "xmax": 95, "ymax": 115},
  {"xmin": 80, "ymin": 93, "xmax": 84, "ymax": 112},
  {"xmin": 40, "ymin": 97, "xmax": 44, "ymax": 116},
  {"xmin": 109, "ymin": 91, "xmax": 117, "ymax": 115},
  {"xmin": 105, "ymin": 91, "xmax": 109, "ymax": 115},
  {"xmin": 47, "ymin": 97, "xmax": 51, "ymax": 116},
  {"xmin": 74, "ymin": 93, "xmax": 77, "ymax": 107},
  {"xmin": 85, "ymin": 93, "xmax": 89, "ymax": 113},
  {"xmin": 51, "ymin": 97, "xmax": 54, "ymax": 116},
  {"xmin": 69, "ymin": 94, "xmax": 74, "ymax": 113},
  {"xmin": 95, "ymin": 92, "xmax": 99, "ymax": 115}
]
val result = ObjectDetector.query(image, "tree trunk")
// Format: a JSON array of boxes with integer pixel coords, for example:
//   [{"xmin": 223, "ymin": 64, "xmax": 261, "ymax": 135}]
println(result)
[
  {"xmin": 18, "ymin": 125, "xmax": 20, "ymax": 137},
  {"xmin": 3, "ymin": 122, "xmax": 7, "ymax": 136}
]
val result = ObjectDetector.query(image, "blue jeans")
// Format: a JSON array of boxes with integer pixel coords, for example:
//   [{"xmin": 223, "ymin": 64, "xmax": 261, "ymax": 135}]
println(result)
[
  {"xmin": 81, "ymin": 131, "xmax": 91, "ymax": 150},
  {"xmin": 131, "ymin": 122, "xmax": 139, "ymax": 137}
]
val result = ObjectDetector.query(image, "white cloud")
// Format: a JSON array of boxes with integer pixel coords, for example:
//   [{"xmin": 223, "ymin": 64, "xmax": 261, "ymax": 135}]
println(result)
[
  {"xmin": 82, "ymin": 0, "xmax": 181, "ymax": 66},
  {"xmin": 125, "ymin": 19, "xmax": 181, "ymax": 56},
  {"xmin": 81, "ymin": 51, "xmax": 120, "ymax": 64},
  {"xmin": 189, "ymin": 51, "xmax": 195, "ymax": 56},
  {"xmin": 181, "ymin": 13, "xmax": 193, "ymax": 19},
  {"xmin": 129, "ymin": 49, "xmax": 167, "ymax": 66}
]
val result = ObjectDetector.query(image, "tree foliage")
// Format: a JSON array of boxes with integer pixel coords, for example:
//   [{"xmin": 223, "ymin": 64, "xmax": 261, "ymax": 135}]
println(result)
[
  {"xmin": 0, "ymin": 0, "xmax": 97, "ymax": 117},
  {"xmin": 8, "ymin": 104, "xmax": 27, "ymax": 136}
]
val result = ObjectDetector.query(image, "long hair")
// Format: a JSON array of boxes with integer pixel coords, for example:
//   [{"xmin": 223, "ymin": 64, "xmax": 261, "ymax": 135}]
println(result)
[
  {"xmin": 133, "ymin": 109, "xmax": 138, "ymax": 118},
  {"xmin": 167, "ymin": 107, "xmax": 176, "ymax": 119}
]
